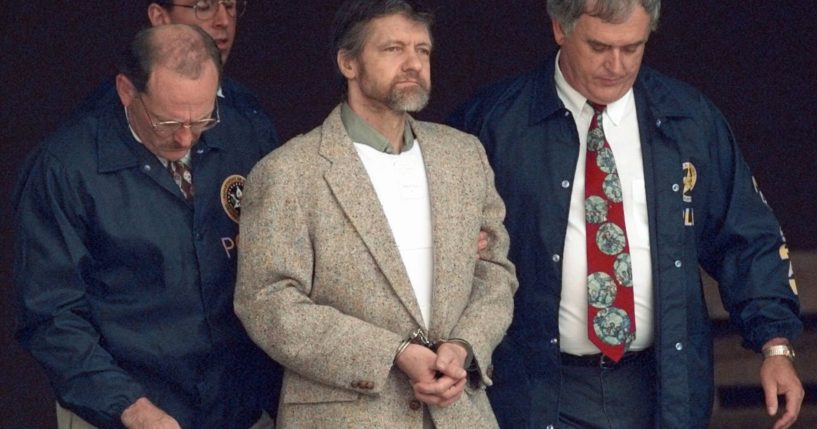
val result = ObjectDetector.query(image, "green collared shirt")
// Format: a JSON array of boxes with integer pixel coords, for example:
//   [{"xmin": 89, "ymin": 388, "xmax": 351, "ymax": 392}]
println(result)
[{"xmin": 340, "ymin": 103, "xmax": 415, "ymax": 154}]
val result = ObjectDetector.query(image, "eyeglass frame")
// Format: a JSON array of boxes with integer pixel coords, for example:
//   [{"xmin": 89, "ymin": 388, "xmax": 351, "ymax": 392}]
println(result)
[
  {"xmin": 167, "ymin": 0, "xmax": 248, "ymax": 20},
  {"xmin": 136, "ymin": 95, "xmax": 221, "ymax": 136}
]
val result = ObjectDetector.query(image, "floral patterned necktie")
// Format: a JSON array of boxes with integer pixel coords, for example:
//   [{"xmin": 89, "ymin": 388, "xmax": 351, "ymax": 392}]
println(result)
[
  {"xmin": 584, "ymin": 102, "xmax": 635, "ymax": 362},
  {"xmin": 168, "ymin": 160, "xmax": 194, "ymax": 202}
]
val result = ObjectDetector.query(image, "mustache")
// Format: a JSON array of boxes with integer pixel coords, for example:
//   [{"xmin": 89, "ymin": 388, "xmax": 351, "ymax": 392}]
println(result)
[
  {"xmin": 159, "ymin": 139, "xmax": 200, "ymax": 150},
  {"xmin": 395, "ymin": 70, "xmax": 422, "ymax": 80},
  {"xmin": 394, "ymin": 73, "xmax": 429, "ymax": 88}
]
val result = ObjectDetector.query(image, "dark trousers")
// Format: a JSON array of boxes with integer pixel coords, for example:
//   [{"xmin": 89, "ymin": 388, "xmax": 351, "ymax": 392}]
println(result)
[{"xmin": 557, "ymin": 351, "xmax": 656, "ymax": 429}]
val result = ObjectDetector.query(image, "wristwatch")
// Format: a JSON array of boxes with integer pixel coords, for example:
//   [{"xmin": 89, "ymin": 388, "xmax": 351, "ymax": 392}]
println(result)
[{"xmin": 762, "ymin": 344, "xmax": 796, "ymax": 362}]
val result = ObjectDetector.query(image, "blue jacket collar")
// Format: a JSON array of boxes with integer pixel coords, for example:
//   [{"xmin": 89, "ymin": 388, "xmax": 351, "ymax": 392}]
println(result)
[
  {"xmin": 96, "ymin": 106, "xmax": 144, "ymax": 173},
  {"xmin": 632, "ymin": 66, "xmax": 697, "ymax": 120},
  {"xmin": 529, "ymin": 53, "xmax": 564, "ymax": 125},
  {"xmin": 530, "ymin": 51, "xmax": 697, "ymax": 124}
]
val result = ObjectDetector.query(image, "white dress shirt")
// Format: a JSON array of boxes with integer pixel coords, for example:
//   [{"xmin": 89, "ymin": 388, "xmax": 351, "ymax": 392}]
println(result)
[
  {"xmin": 354, "ymin": 142, "xmax": 434, "ymax": 328},
  {"xmin": 554, "ymin": 52, "xmax": 654, "ymax": 354}
]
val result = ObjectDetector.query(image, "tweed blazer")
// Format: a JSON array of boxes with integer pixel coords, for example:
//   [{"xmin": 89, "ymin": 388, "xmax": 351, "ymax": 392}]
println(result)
[{"xmin": 235, "ymin": 105, "xmax": 518, "ymax": 428}]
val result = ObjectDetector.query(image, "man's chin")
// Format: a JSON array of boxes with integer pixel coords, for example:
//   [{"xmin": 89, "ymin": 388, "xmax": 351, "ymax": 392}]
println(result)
[
  {"xmin": 390, "ymin": 89, "xmax": 430, "ymax": 113},
  {"xmin": 216, "ymin": 43, "xmax": 231, "ymax": 64}
]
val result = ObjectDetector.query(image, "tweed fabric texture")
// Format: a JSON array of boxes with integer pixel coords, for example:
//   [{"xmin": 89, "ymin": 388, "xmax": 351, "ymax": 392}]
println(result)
[{"xmin": 235, "ymin": 106, "xmax": 518, "ymax": 428}]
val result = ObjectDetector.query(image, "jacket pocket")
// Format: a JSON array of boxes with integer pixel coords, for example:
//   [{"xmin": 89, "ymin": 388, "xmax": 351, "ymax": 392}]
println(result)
[{"xmin": 281, "ymin": 371, "xmax": 361, "ymax": 404}]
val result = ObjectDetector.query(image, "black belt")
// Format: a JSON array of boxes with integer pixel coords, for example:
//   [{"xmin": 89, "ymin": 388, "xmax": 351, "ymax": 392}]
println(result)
[{"xmin": 560, "ymin": 348, "xmax": 652, "ymax": 369}]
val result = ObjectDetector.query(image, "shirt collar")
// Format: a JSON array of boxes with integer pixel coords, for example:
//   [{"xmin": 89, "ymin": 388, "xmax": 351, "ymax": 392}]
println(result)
[
  {"xmin": 553, "ymin": 50, "xmax": 634, "ymax": 126},
  {"xmin": 340, "ymin": 102, "xmax": 415, "ymax": 154}
]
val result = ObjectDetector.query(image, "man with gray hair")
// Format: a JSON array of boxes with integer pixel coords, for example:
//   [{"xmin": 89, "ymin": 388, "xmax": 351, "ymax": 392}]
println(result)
[
  {"xmin": 449, "ymin": 1, "xmax": 803, "ymax": 428},
  {"xmin": 15, "ymin": 24, "xmax": 277, "ymax": 429}
]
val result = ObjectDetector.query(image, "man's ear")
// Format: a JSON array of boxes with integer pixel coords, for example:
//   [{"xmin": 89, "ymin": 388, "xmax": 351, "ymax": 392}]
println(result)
[
  {"xmin": 337, "ymin": 50, "xmax": 357, "ymax": 80},
  {"xmin": 147, "ymin": 3, "xmax": 173, "ymax": 26},
  {"xmin": 115, "ymin": 74, "xmax": 137, "ymax": 108},
  {"xmin": 551, "ymin": 18, "xmax": 567, "ymax": 46}
]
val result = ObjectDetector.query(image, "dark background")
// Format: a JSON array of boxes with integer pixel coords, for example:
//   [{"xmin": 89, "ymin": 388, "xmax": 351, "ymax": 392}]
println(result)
[{"xmin": 2, "ymin": 2, "xmax": 815, "ymax": 427}]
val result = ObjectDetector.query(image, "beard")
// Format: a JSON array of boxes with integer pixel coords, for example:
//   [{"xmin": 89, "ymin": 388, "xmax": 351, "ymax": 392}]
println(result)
[{"xmin": 387, "ymin": 80, "xmax": 431, "ymax": 112}]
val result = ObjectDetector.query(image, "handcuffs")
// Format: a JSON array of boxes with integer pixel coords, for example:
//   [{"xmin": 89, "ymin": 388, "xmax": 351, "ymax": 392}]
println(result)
[{"xmin": 394, "ymin": 328, "xmax": 475, "ymax": 371}]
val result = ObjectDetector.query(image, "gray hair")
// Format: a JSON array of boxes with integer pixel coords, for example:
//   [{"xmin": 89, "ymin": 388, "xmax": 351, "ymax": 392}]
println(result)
[
  {"xmin": 547, "ymin": 0, "xmax": 661, "ymax": 33},
  {"xmin": 118, "ymin": 24, "xmax": 223, "ymax": 94}
]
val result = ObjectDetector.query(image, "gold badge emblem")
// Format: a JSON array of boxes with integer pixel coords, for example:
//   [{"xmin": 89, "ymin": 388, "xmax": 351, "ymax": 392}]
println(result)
[
  {"xmin": 682, "ymin": 162, "xmax": 697, "ymax": 203},
  {"xmin": 682, "ymin": 162, "xmax": 697, "ymax": 226},
  {"xmin": 779, "ymin": 243, "xmax": 798, "ymax": 295},
  {"xmin": 221, "ymin": 175, "xmax": 245, "ymax": 224}
]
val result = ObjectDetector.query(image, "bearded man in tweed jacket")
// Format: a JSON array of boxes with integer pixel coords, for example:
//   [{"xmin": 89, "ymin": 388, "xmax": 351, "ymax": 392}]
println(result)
[{"xmin": 234, "ymin": 1, "xmax": 518, "ymax": 428}]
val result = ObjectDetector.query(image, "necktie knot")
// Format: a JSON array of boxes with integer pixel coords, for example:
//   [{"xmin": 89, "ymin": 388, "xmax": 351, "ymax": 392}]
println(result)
[
  {"xmin": 588, "ymin": 101, "xmax": 606, "ymax": 115},
  {"xmin": 168, "ymin": 160, "xmax": 194, "ymax": 201}
]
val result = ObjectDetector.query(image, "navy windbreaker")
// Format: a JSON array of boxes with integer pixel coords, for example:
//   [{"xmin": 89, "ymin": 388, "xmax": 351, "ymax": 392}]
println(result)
[
  {"xmin": 448, "ymin": 53, "xmax": 801, "ymax": 429},
  {"xmin": 14, "ymin": 79, "xmax": 282, "ymax": 429}
]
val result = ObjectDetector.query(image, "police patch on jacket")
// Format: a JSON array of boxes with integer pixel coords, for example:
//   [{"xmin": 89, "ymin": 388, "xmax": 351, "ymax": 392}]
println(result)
[
  {"xmin": 779, "ymin": 242, "xmax": 799, "ymax": 295},
  {"xmin": 682, "ymin": 162, "xmax": 696, "ymax": 226},
  {"xmin": 221, "ymin": 175, "xmax": 245, "ymax": 223}
]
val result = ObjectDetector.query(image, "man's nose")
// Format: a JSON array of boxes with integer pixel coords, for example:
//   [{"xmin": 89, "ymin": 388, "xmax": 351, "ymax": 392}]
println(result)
[
  {"xmin": 212, "ymin": 1, "xmax": 231, "ymax": 26},
  {"xmin": 174, "ymin": 126, "xmax": 196, "ymax": 148}
]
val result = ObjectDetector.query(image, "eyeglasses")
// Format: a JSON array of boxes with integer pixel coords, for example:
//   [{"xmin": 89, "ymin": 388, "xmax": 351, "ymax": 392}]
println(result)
[
  {"xmin": 169, "ymin": 0, "xmax": 247, "ymax": 20},
  {"xmin": 137, "ymin": 96, "xmax": 220, "ymax": 136}
]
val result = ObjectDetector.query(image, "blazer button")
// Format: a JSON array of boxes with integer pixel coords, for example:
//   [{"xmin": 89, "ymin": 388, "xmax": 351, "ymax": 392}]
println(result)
[
  {"xmin": 409, "ymin": 399, "xmax": 422, "ymax": 411},
  {"xmin": 486, "ymin": 365, "xmax": 494, "ymax": 378},
  {"xmin": 351, "ymin": 380, "xmax": 360, "ymax": 388},
  {"xmin": 364, "ymin": 381, "xmax": 374, "ymax": 390}
]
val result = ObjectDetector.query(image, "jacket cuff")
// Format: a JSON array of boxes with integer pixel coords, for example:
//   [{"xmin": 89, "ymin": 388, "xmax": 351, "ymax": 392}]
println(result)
[{"xmin": 742, "ymin": 319, "xmax": 803, "ymax": 352}]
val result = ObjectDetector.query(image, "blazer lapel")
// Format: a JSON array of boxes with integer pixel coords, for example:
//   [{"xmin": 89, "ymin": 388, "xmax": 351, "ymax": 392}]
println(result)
[
  {"xmin": 413, "ymin": 121, "xmax": 465, "ymax": 338},
  {"xmin": 319, "ymin": 106, "xmax": 425, "ymax": 328}
]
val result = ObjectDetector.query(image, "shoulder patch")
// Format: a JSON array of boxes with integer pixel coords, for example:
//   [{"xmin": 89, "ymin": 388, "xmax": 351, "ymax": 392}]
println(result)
[{"xmin": 221, "ymin": 174, "xmax": 245, "ymax": 224}]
